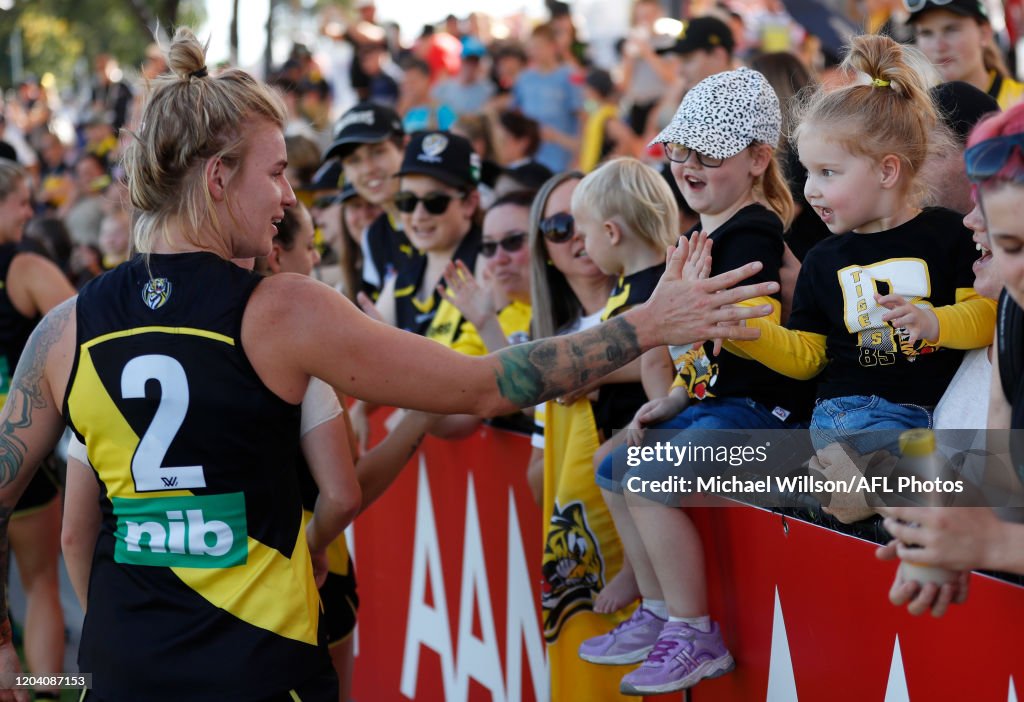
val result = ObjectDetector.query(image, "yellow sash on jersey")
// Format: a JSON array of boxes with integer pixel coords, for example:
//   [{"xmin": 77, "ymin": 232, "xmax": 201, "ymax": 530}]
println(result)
[{"xmin": 66, "ymin": 328, "xmax": 320, "ymax": 645}]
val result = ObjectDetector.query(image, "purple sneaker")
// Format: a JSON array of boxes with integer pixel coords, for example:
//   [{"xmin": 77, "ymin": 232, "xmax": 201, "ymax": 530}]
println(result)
[
  {"xmin": 619, "ymin": 621, "xmax": 735, "ymax": 695},
  {"xmin": 579, "ymin": 607, "xmax": 666, "ymax": 665}
]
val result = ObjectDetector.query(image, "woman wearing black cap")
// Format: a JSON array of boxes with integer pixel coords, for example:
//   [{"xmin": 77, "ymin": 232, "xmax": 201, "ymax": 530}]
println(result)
[{"xmin": 908, "ymin": 0, "xmax": 1024, "ymax": 108}]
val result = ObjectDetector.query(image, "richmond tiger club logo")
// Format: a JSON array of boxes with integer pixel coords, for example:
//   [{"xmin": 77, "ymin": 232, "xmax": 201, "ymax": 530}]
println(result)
[
  {"xmin": 677, "ymin": 346, "xmax": 719, "ymax": 400},
  {"xmin": 541, "ymin": 501, "xmax": 605, "ymax": 642},
  {"xmin": 417, "ymin": 133, "xmax": 448, "ymax": 164},
  {"xmin": 142, "ymin": 278, "xmax": 172, "ymax": 310}
]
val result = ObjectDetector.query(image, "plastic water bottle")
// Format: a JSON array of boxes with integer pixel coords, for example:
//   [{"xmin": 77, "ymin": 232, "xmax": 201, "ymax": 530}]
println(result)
[{"xmin": 896, "ymin": 429, "xmax": 958, "ymax": 586}]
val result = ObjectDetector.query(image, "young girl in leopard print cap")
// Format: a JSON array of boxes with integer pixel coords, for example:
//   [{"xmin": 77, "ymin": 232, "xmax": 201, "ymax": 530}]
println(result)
[{"xmin": 581, "ymin": 66, "xmax": 813, "ymax": 696}]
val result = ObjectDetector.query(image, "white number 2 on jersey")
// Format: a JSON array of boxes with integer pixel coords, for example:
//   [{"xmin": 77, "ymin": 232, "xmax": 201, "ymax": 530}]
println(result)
[{"xmin": 121, "ymin": 355, "xmax": 207, "ymax": 492}]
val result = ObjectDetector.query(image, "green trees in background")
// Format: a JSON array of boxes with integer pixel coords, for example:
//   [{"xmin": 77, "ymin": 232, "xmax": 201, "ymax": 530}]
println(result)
[{"xmin": 0, "ymin": 0, "xmax": 205, "ymax": 90}]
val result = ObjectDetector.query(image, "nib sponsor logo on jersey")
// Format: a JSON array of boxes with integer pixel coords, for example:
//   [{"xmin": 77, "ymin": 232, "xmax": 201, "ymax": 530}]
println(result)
[{"xmin": 112, "ymin": 492, "xmax": 248, "ymax": 568}]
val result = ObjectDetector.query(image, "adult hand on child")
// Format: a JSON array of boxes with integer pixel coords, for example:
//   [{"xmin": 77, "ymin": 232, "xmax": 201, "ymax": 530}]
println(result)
[
  {"xmin": 810, "ymin": 442, "xmax": 897, "ymax": 523},
  {"xmin": 875, "ymin": 293, "xmax": 939, "ymax": 344}
]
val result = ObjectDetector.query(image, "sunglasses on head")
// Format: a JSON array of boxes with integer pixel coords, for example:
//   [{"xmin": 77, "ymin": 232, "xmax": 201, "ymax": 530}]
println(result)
[
  {"xmin": 901, "ymin": 0, "xmax": 953, "ymax": 13},
  {"xmin": 538, "ymin": 212, "xmax": 575, "ymax": 243},
  {"xmin": 964, "ymin": 134, "xmax": 1024, "ymax": 184},
  {"xmin": 664, "ymin": 143, "xmax": 725, "ymax": 168},
  {"xmin": 481, "ymin": 231, "xmax": 527, "ymax": 257},
  {"xmin": 393, "ymin": 190, "xmax": 461, "ymax": 214}
]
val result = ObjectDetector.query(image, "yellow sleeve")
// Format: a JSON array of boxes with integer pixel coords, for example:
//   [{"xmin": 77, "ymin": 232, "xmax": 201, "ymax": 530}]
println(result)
[
  {"xmin": 450, "ymin": 319, "xmax": 486, "ymax": 357},
  {"xmin": 725, "ymin": 296, "xmax": 828, "ymax": 380},
  {"xmin": 933, "ymin": 290, "xmax": 997, "ymax": 350}
]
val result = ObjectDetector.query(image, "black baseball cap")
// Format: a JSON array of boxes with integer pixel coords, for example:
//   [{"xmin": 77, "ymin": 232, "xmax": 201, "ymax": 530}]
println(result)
[
  {"xmin": 658, "ymin": 16, "xmax": 735, "ymax": 56},
  {"xmin": 930, "ymin": 81, "xmax": 999, "ymax": 143},
  {"xmin": 300, "ymin": 158, "xmax": 343, "ymax": 192},
  {"xmin": 906, "ymin": 0, "xmax": 988, "ymax": 22},
  {"xmin": 394, "ymin": 131, "xmax": 481, "ymax": 191},
  {"xmin": 323, "ymin": 102, "xmax": 404, "ymax": 162},
  {"xmin": 502, "ymin": 161, "xmax": 554, "ymax": 191}
]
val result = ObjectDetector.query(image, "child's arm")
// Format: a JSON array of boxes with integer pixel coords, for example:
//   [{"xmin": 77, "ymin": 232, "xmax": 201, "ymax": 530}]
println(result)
[
  {"xmin": 625, "ymin": 386, "xmax": 690, "ymax": 447},
  {"xmin": 724, "ymin": 299, "xmax": 828, "ymax": 380},
  {"xmin": 640, "ymin": 346, "xmax": 676, "ymax": 401},
  {"xmin": 876, "ymin": 290, "xmax": 996, "ymax": 349}
]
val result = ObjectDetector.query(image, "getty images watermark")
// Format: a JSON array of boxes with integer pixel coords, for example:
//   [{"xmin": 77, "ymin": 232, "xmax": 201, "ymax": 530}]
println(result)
[{"xmin": 612, "ymin": 429, "xmax": 1024, "ymax": 513}]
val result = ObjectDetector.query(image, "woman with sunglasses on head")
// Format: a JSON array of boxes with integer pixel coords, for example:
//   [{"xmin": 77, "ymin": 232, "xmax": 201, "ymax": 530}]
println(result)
[
  {"xmin": 878, "ymin": 103, "xmax": 1024, "ymax": 608},
  {"xmin": 907, "ymin": 0, "xmax": 1023, "ymax": 109},
  {"xmin": 0, "ymin": 29, "xmax": 782, "ymax": 701},
  {"xmin": 526, "ymin": 171, "xmax": 645, "ymax": 702}
]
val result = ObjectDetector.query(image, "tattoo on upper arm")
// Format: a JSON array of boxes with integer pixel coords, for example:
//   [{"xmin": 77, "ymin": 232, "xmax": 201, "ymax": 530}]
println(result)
[
  {"xmin": 494, "ymin": 316, "xmax": 641, "ymax": 407},
  {"xmin": 0, "ymin": 299, "xmax": 73, "ymax": 488}
]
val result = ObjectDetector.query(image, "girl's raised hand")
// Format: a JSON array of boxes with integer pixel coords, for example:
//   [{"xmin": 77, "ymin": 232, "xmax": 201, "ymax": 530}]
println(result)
[
  {"xmin": 438, "ymin": 260, "xmax": 496, "ymax": 329},
  {"xmin": 875, "ymin": 293, "xmax": 939, "ymax": 344},
  {"xmin": 679, "ymin": 230, "xmax": 713, "ymax": 283}
]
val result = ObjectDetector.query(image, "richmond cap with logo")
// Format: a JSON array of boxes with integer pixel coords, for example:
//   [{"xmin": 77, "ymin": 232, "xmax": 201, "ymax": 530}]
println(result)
[
  {"xmin": 323, "ymin": 101, "xmax": 404, "ymax": 161},
  {"xmin": 394, "ymin": 131, "xmax": 481, "ymax": 191},
  {"xmin": 651, "ymin": 67, "xmax": 782, "ymax": 160}
]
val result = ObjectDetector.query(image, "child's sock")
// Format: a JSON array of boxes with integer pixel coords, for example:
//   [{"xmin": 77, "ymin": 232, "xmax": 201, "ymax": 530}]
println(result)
[
  {"xmin": 669, "ymin": 614, "xmax": 712, "ymax": 633},
  {"xmin": 643, "ymin": 598, "xmax": 668, "ymax": 619}
]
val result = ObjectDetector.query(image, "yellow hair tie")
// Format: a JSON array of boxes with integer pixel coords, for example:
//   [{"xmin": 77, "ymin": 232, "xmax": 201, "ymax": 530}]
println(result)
[{"xmin": 871, "ymin": 77, "xmax": 890, "ymax": 88}]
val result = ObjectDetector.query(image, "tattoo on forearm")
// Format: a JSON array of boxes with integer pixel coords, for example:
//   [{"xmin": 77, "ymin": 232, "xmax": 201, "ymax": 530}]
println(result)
[
  {"xmin": 494, "ymin": 315, "xmax": 642, "ymax": 406},
  {"xmin": 0, "ymin": 300, "xmax": 72, "ymax": 487}
]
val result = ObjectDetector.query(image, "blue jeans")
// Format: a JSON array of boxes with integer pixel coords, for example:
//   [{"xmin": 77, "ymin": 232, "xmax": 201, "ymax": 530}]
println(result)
[
  {"xmin": 810, "ymin": 395, "xmax": 933, "ymax": 455},
  {"xmin": 596, "ymin": 397, "xmax": 799, "ymax": 496}
]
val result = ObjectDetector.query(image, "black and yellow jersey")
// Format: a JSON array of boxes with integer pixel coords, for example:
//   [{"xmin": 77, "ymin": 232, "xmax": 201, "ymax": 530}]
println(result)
[
  {"xmin": 449, "ymin": 300, "xmax": 531, "ymax": 356},
  {"xmin": 591, "ymin": 264, "xmax": 661, "ymax": 438},
  {"xmin": 63, "ymin": 252, "xmax": 329, "ymax": 701},
  {"xmin": 0, "ymin": 244, "xmax": 38, "ymax": 405},
  {"xmin": 988, "ymin": 70, "xmax": 1024, "ymax": 111},
  {"xmin": 738, "ymin": 208, "xmax": 993, "ymax": 407},
  {"xmin": 675, "ymin": 204, "xmax": 814, "ymax": 421},
  {"xmin": 394, "ymin": 225, "xmax": 481, "ymax": 336},
  {"xmin": 363, "ymin": 211, "xmax": 419, "ymax": 298}
]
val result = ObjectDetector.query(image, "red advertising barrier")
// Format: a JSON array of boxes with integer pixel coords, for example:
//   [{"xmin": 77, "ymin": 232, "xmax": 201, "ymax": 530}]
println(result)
[{"xmin": 350, "ymin": 412, "xmax": 1024, "ymax": 701}]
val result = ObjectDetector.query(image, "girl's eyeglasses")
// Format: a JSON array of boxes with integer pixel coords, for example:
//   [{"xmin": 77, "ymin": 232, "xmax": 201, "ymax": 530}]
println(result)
[
  {"xmin": 481, "ymin": 231, "xmax": 528, "ymax": 257},
  {"xmin": 538, "ymin": 212, "xmax": 575, "ymax": 243},
  {"xmin": 664, "ymin": 143, "xmax": 725, "ymax": 168},
  {"xmin": 964, "ymin": 134, "xmax": 1024, "ymax": 184}
]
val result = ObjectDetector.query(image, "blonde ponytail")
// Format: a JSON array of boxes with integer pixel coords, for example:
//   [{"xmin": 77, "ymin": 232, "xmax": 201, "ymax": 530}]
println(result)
[
  {"xmin": 122, "ymin": 27, "xmax": 287, "ymax": 254},
  {"xmin": 792, "ymin": 34, "xmax": 937, "ymax": 203}
]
